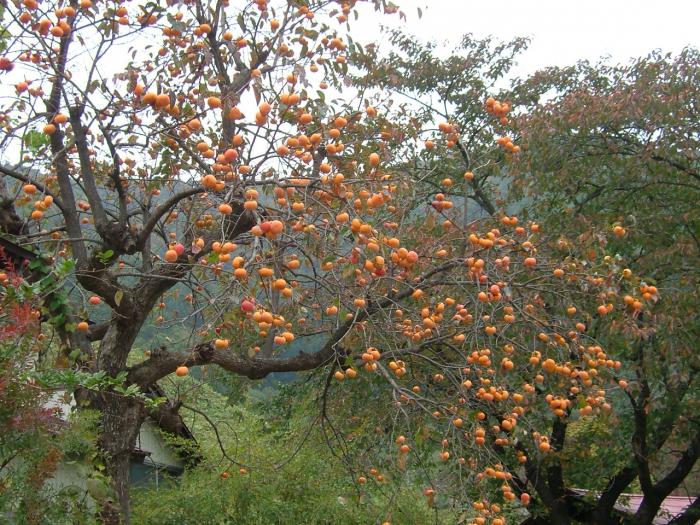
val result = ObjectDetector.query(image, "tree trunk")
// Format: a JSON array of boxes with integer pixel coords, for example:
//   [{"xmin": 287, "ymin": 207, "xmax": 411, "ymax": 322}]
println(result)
[
  {"xmin": 633, "ymin": 496, "xmax": 662, "ymax": 525},
  {"xmin": 86, "ymin": 290, "xmax": 147, "ymax": 523},
  {"xmin": 98, "ymin": 392, "xmax": 144, "ymax": 524},
  {"xmin": 549, "ymin": 502, "xmax": 572, "ymax": 525}
]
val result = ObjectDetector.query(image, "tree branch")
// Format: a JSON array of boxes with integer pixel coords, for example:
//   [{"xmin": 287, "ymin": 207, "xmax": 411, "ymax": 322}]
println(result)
[
  {"xmin": 0, "ymin": 164, "xmax": 66, "ymax": 214},
  {"xmin": 128, "ymin": 260, "xmax": 462, "ymax": 389},
  {"xmin": 547, "ymin": 415, "xmax": 568, "ymax": 501},
  {"xmin": 651, "ymin": 428, "xmax": 700, "ymax": 500},
  {"xmin": 68, "ymin": 105, "xmax": 109, "ymax": 230},
  {"xmin": 633, "ymin": 427, "xmax": 700, "ymax": 524},
  {"xmin": 45, "ymin": 26, "xmax": 88, "ymax": 265},
  {"xmin": 455, "ymin": 137, "xmax": 496, "ymax": 216},
  {"xmin": 136, "ymin": 187, "xmax": 206, "ymax": 249}
]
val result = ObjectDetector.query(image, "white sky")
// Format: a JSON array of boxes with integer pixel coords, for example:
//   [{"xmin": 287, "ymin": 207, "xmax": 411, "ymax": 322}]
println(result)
[{"xmin": 356, "ymin": 0, "xmax": 700, "ymax": 79}]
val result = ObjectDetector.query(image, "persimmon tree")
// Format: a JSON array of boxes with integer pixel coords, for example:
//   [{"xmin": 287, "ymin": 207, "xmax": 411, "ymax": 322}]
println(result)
[
  {"xmin": 0, "ymin": 1, "xmax": 641, "ymax": 524},
  {"xmin": 506, "ymin": 50, "xmax": 700, "ymax": 525},
  {"xmin": 339, "ymin": 34, "xmax": 700, "ymax": 525}
]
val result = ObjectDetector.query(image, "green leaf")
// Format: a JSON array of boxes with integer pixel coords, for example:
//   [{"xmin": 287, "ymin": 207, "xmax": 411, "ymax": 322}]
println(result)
[
  {"xmin": 114, "ymin": 290, "xmax": 123, "ymax": 307},
  {"xmin": 58, "ymin": 259, "xmax": 76, "ymax": 274},
  {"xmin": 96, "ymin": 250, "xmax": 114, "ymax": 264},
  {"xmin": 49, "ymin": 297, "xmax": 65, "ymax": 311},
  {"xmin": 144, "ymin": 396, "xmax": 167, "ymax": 409},
  {"xmin": 28, "ymin": 258, "xmax": 45, "ymax": 271},
  {"xmin": 23, "ymin": 130, "xmax": 50, "ymax": 152}
]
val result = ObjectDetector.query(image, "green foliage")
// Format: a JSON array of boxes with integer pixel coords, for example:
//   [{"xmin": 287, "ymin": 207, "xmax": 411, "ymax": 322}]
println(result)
[
  {"xmin": 29, "ymin": 369, "xmax": 165, "ymax": 409},
  {"xmin": 0, "ymin": 319, "xmax": 94, "ymax": 523},
  {"xmin": 22, "ymin": 130, "xmax": 51, "ymax": 152},
  {"xmin": 0, "ymin": 6, "xmax": 8, "ymax": 53},
  {"xmin": 57, "ymin": 409, "xmax": 100, "ymax": 461},
  {"xmin": 133, "ymin": 465, "xmax": 437, "ymax": 525},
  {"xmin": 562, "ymin": 415, "xmax": 636, "ymax": 492},
  {"xmin": 132, "ymin": 377, "xmax": 448, "ymax": 525}
]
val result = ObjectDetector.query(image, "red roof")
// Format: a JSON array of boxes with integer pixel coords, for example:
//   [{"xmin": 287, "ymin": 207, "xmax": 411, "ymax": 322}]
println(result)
[
  {"xmin": 573, "ymin": 490, "xmax": 697, "ymax": 524},
  {"xmin": 617, "ymin": 494, "xmax": 697, "ymax": 524}
]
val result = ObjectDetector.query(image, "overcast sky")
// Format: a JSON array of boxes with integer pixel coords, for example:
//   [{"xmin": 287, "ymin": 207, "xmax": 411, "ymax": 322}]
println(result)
[{"xmin": 356, "ymin": 0, "xmax": 700, "ymax": 79}]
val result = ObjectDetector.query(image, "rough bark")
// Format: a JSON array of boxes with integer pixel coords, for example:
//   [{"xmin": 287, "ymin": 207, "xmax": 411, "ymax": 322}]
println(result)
[
  {"xmin": 97, "ymin": 393, "xmax": 144, "ymax": 524},
  {"xmin": 92, "ymin": 313, "xmax": 147, "ymax": 522},
  {"xmin": 633, "ymin": 429, "xmax": 700, "ymax": 525}
]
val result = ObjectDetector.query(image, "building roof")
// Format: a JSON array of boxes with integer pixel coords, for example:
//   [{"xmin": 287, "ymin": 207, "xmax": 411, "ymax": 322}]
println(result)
[
  {"xmin": 572, "ymin": 489, "xmax": 697, "ymax": 524},
  {"xmin": 616, "ymin": 494, "xmax": 696, "ymax": 524}
]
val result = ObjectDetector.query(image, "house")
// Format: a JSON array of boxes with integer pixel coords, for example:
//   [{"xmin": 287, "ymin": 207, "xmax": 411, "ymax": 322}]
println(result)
[{"xmin": 46, "ymin": 385, "xmax": 198, "ymax": 499}]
